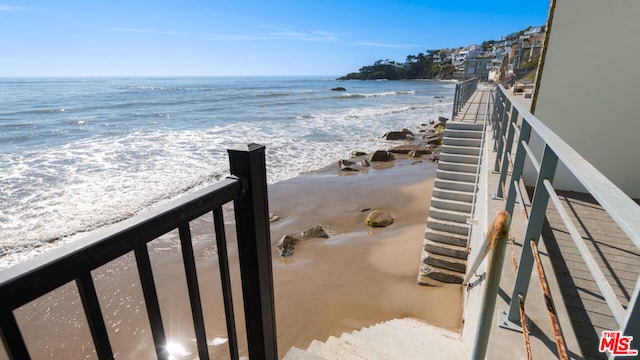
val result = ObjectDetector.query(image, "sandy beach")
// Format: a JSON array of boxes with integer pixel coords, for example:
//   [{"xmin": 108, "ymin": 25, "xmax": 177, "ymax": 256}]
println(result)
[{"xmin": 9, "ymin": 153, "xmax": 463, "ymax": 359}]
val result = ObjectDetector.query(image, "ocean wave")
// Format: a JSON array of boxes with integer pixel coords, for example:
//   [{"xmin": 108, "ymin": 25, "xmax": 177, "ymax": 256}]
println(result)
[
  {"xmin": 123, "ymin": 85, "xmax": 188, "ymax": 92},
  {"xmin": 254, "ymin": 92, "xmax": 292, "ymax": 98},
  {"xmin": 337, "ymin": 90, "xmax": 415, "ymax": 99},
  {"xmin": 0, "ymin": 77, "xmax": 455, "ymax": 269}
]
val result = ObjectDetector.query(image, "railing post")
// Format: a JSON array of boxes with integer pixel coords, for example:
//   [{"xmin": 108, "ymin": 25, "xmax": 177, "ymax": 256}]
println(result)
[
  {"xmin": 491, "ymin": 91, "xmax": 502, "ymax": 145},
  {"xmin": 453, "ymin": 83, "xmax": 461, "ymax": 118},
  {"xmin": 228, "ymin": 143, "xmax": 278, "ymax": 360},
  {"xmin": 505, "ymin": 121, "xmax": 532, "ymax": 216},
  {"xmin": 495, "ymin": 107, "xmax": 519, "ymax": 199},
  {"xmin": 619, "ymin": 277, "xmax": 640, "ymax": 359},
  {"xmin": 502, "ymin": 145, "xmax": 558, "ymax": 328},
  {"xmin": 472, "ymin": 211, "xmax": 511, "ymax": 360},
  {"xmin": 493, "ymin": 99, "xmax": 510, "ymax": 173}
]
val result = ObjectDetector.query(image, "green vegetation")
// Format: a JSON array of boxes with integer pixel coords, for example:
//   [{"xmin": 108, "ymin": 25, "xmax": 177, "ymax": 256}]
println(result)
[
  {"xmin": 521, "ymin": 58, "xmax": 539, "ymax": 72},
  {"xmin": 337, "ymin": 25, "xmax": 542, "ymax": 81},
  {"xmin": 337, "ymin": 51, "xmax": 455, "ymax": 80}
]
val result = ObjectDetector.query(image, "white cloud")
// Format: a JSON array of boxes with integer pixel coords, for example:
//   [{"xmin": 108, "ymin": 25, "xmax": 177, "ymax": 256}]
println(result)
[
  {"xmin": 0, "ymin": 5, "xmax": 25, "ymax": 11},
  {"xmin": 109, "ymin": 25, "xmax": 340, "ymax": 43},
  {"xmin": 259, "ymin": 25, "xmax": 338, "ymax": 42},
  {"xmin": 356, "ymin": 41, "xmax": 422, "ymax": 49}
]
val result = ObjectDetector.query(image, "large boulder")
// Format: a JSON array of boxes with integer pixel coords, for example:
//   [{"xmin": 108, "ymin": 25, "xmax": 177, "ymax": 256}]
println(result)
[
  {"xmin": 426, "ymin": 133, "xmax": 444, "ymax": 145},
  {"xmin": 382, "ymin": 131, "xmax": 414, "ymax": 140},
  {"xmin": 300, "ymin": 225, "xmax": 329, "ymax": 239},
  {"xmin": 277, "ymin": 235, "xmax": 301, "ymax": 257},
  {"xmin": 339, "ymin": 158, "xmax": 370, "ymax": 172},
  {"xmin": 389, "ymin": 145, "xmax": 431, "ymax": 155},
  {"xmin": 331, "ymin": 87, "xmax": 347, "ymax": 91},
  {"xmin": 365, "ymin": 210, "xmax": 394, "ymax": 227},
  {"xmin": 276, "ymin": 225, "xmax": 330, "ymax": 257},
  {"xmin": 370, "ymin": 150, "xmax": 395, "ymax": 162}
]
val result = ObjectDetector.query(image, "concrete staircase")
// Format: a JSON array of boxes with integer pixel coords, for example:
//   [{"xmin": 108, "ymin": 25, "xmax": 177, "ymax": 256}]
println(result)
[
  {"xmin": 283, "ymin": 318, "xmax": 467, "ymax": 360},
  {"xmin": 418, "ymin": 122, "xmax": 484, "ymax": 285}
]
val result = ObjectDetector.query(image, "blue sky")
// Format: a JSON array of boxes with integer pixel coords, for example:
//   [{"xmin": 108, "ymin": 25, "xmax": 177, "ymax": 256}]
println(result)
[{"xmin": 0, "ymin": 1, "xmax": 550, "ymax": 77}]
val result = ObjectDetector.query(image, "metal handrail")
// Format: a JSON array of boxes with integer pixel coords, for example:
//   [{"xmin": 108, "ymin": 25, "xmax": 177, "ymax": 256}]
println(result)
[
  {"xmin": 490, "ymin": 84, "xmax": 640, "ymax": 354},
  {"xmin": 463, "ymin": 89, "xmax": 492, "ymax": 285},
  {"xmin": 471, "ymin": 210, "xmax": 511, "ymax": 360},
  {"xmin": 497, "ymin": 84, "xmax": 640, "ymax": 246},
  {"xmin": 0, "ymin": 144, "xmax": 278, "ymax": 360},
  {"xmin": 452, "ymin": 77, "xmax": 479, "ymax": 118}
]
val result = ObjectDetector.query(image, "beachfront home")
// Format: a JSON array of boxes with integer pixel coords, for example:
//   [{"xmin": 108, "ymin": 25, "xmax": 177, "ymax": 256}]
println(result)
[
  {"xmin": 463, "ymin": 57, "xmax": 493, "ymax": 80},
  {"xmin": 529, "ymin": 0, "xmax": 640, "ymax": 199}
]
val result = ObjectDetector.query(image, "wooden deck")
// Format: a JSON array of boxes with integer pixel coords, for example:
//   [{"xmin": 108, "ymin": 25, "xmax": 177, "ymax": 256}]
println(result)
[
  {"xmin": 465, "ymin": 85, "xmax": 640, "ymax": 359},
  {"xmin": 539, "ymin": 190, "xmax": 640, "ymax": 359}
]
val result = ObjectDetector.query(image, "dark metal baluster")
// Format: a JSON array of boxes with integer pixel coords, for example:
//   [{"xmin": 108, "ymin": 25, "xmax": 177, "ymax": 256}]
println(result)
[
  {"xmin": 504, "ymin": 145, "xmax": 558, "ymax": 325},
  {"xmin": 134, "ymin": 245, "xmax": 169, "ymax": 360},
  {"xmin": 213, "ymin": 207, "xmax": 239, "ymax": 360},
  {"xmin": 0, "ymin": 310, "xmax": 30, "ymax": 360},
  {"xmin": 76, "ymin": 273, "xmax": 114, "ymax": 359},
  {"xmin": 495, "ymin": 107, "xmax": 520, "ymax": 199},
  {"xmin": 228, "ymin": 144, "xmax": 278, "ymax": 360},
  {"xmin": 178, "ymin": 224, "xmax": 209, "ymax": 359},
  {"xmin": 505, "ymin": 121, "xmax": 533, "ymax": 216}
]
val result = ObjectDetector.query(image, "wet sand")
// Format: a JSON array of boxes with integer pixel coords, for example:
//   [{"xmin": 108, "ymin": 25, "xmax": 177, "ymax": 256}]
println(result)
[{"xmin": 8, "ymin": 156, "xmax": 463, "ymax": 359}]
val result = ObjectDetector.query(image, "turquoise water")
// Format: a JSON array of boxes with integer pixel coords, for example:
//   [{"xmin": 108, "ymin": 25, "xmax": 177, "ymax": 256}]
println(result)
[{"xmin": 0, "ymin": 76, "xmax": 454, "ymax": 267}]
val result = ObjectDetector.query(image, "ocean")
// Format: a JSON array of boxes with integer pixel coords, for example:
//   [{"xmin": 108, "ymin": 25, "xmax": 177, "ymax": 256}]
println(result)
[{"xmin": 0, "ymin": 76, "xmax": 454, "ymax": 269}]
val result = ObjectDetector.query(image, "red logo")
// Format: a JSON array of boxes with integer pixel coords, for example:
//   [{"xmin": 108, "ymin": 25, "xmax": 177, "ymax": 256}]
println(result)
[{"xmin": 599, "ymin": 331, "xmax": 638, "ymax": 356}]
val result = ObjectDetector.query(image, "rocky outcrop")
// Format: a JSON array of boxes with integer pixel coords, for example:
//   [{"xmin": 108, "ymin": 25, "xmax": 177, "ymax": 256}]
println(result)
[
  {"xmin": 277, "ymin": 225, "xmax": 330, "ymax": 257},
  {"xmin": 339, "ymin": 158, "xmax": 370, "ymax": 172},
  {"xmin": 382, "ymin": 128, "xmax": 414, "ymax": 141},
  {"xmin": 370, "ymin": 150, "xmax": 395, "ymax": 162},
  {"xmin": 365, "ymin": 210, "xmax": 394, "ymax": 227},
  {"xmin": 389, "ymin": 145, "xmax": 431, "ymax": 155}
]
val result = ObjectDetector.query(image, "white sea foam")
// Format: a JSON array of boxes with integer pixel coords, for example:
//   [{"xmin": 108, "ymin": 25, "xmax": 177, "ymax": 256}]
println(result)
[{"xmin": 0, "ymin": 77, "xmax": 455, "ymax": 269}]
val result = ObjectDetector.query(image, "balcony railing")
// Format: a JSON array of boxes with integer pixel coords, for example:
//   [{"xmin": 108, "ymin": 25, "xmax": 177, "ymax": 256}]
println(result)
[
  {"xmin": 0, "ymin": 143, "xmax": 278, "ymax": 360},
  {"xmin": 452, "ymin": 77, "xmax": 479, "ymax": 118},
  {"xmin": 488, "ymin": 84, "xmax": 640, "ymax": 358}
]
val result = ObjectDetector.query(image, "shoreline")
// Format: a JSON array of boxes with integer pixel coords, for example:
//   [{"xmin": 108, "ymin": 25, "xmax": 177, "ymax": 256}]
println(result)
[
  {"xmin": 267, "ymin": 155, "xmax": 463, "ymax": 354},
  {"xmin": 13, "ymin": 155, "xmax": 463, "ymax": 359},
  {"xmin": 9, "ymin": 128, "xmax": 463, "ymax": 359}
]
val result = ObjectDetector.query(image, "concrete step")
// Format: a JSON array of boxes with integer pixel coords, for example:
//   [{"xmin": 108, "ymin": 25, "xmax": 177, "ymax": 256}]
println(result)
[
  {"xmin": 442, "ymin": 136, "xmax": 482, "ymax": 147},
  {"xmin": 306, "ymin": 338, "xmax": 365, "ymax": 360},
  {"xmin": 357, "ymin": 321, "xmax": 430, "ymax": 359},
  {"xmin": 322, "ymin": 336, "xmax": 367, "ymax": 359},
  {"xmin": 437, "ymin": 161, "xmax": 477, "ymax": 174},
  {"xmin": 433, "ymin": 188, "xmax": 474, "ymax": 203},
  {"xmin": 428, "ymin": 206, "xmax": 470, "ymax": 224},
  {"xmin": 444, "ymin": 122, "xmax": 484, "ymax": 131},
  {"xmin": 431, "ymin": 197, "xmax": 472, "ymax": 213},
  {"xmin": 284, "ymin": 346, "xmax": 327, "ymax": 360},
  {"xmin": 424, "ymin": 239, "xmax": 469, "ymax": 259},
  {"xmin": 427, "ymin": 216, "xmax": 469, "ymax": 236},
  {"xmin": 443, "ymin": 128, "xmax": 483, "ymax": 139},
  {"xmin": 425, "ymin": 228, "xmax": 468, "ymax": 247},
  {"xmin": 338, "ymin": 332, "xmax": 398, "ymax": 359},
  {"xmin": 423, "ymin": 251, "xmax": 467, "ymax": 273},
  {"xmin": 291, "ymin": 318, "xmax": 467, "ymax": 359},
  {"xmin": 440, "ymin": 144, "xmax": 481, "ymax": 156},
  {"xmin": 435, "ymin": 169, "xmax": 476, "ymax": 183},
  {"xmin": 439, "ymin": 152, "xmax": 479, "ymax": 165},
  {"xmin": 434, "ymin": 178, "xmax": 476, "ymax": 192},
  {"xmin": 419, "ymin": 265, "xmax": 465, "ymax": 284}
]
